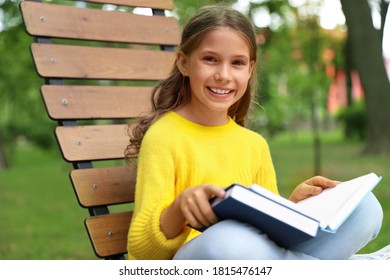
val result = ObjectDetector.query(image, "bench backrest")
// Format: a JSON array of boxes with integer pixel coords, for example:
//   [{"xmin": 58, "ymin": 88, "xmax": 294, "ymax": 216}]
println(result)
[{"xmin": 20, "ymin": 0, "xmax": 180, "ymax": 259}]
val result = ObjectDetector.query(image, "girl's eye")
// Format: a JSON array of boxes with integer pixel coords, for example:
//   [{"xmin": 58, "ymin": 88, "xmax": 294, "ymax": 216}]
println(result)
[
  {"xmin": 203, "ymin": 56, "xmax": 217, "ymax": 62},
  {"xmin": 233, "ymin": 60, "xmax": 246, "ymax": 66}
]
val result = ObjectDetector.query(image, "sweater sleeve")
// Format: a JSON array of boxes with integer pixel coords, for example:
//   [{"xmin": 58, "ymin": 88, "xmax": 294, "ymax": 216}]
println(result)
[{"xmin": 127, "ymin": 131, "xmax": 190, "ymax": 260}]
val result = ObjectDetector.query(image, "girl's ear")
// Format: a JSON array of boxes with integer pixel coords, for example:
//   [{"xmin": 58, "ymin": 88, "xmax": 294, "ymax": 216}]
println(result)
[{"xmin": 176, "ymin": 51, "xmax": 188, "ymax": 76}]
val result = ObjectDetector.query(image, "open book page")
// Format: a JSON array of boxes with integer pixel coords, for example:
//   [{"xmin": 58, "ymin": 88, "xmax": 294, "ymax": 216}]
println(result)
[
  {"xmin": 294, "ymin": 173, "xmax": 381, "ymax": 231},
  {"xmin": 250, "ymin": 184, "xmax": 301, "ymax": 210}
]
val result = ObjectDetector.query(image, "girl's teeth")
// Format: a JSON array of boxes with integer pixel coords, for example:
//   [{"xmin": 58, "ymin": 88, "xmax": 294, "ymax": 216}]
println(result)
[{"xmin": 210, "ymin": 88, "xmax": 231, "ymax": 94}]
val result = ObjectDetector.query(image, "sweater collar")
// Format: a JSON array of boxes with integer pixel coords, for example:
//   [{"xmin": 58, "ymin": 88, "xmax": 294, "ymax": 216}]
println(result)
[{"xmin": 167, "ymin": 111, "xmax": 236, "ymax": 133}]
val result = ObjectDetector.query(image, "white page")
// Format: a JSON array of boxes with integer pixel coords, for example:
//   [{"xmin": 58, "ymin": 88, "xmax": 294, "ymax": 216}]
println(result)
[
  {"xmin": 250, "ymin": 184, "xmax": 300, "ymax": 210},
  {"xmin": 294, "ymin": 173, "xmax": 381, "ymax": 230}
]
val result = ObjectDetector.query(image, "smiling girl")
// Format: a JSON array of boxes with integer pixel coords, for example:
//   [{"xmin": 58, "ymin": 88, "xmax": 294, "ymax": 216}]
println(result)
[{"xmin": 125, "ymin": 4, "xmax": 385, "ymax": 260}]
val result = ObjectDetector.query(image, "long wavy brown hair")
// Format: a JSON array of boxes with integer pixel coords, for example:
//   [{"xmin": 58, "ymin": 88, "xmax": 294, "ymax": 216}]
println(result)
[{"xmin": 125, "ymin": 4, "xmax": 258, "ymax": 162}]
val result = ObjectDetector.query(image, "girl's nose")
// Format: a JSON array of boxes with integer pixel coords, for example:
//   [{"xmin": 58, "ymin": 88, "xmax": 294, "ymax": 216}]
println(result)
[{"xmin": 215, "ymin": 64, "xmax": 231, "ymax": 82}]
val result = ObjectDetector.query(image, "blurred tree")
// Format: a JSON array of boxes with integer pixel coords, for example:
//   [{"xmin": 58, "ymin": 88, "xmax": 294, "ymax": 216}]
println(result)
[
  {"xmin": 247, "ymin": 1, "xmax": 340, "ymax": 175},
  {"xmin": 340, "ymin": 0, "xmax": 390, "ymax": 155},
  {"xmin": 174, "ymin": 0, "xmax": 235, "ymax": 25},
  {"xmin": 0, "ymin": 0, "xmax": 55, "ymax": 169}
]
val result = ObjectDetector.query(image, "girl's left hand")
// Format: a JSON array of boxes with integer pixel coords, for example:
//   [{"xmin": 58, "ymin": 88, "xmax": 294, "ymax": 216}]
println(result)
[{"xmin": 289, "ymin": 176, "xmax": 340, "ymax": 203}]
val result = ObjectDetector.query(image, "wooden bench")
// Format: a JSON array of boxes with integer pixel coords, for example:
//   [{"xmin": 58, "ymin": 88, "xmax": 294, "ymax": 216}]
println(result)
[{"xmin": 20, "ymin": 0, "xmax": 180, "ymax": 259}]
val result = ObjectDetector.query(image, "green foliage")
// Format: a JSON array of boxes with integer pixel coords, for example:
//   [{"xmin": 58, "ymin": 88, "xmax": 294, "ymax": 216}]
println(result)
[
  {"xmin": 174, "ymin": 0, "xmax": 235, "ymax": 25},
  {"xmin": 335, "ymin": 101, "xmax": 367, "ymax": 141},
  {"xmin": 0, "ymin": 18, "xmax": 51, "ymax": 164},
  {"xmin": 0, "ymin": 0, "xmax": 22, "ymax": 30},
  {"xmin": 255, "ymin": 22, "xmax": 338, "ymax": 137}
]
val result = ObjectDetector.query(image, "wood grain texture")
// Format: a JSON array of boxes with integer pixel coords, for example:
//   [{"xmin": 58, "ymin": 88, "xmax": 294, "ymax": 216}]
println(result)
[
  {"xmin": 21, "ymin": 1, "xmax": 179, "ymax": 45},
  {"xmin": 41, "ymin": 85, "xmax": 153, "ymax": 119},
  {"xmin": 85, "ymin": 211, "xmax": 132, "ymax": 258},
  {"xmin": 55, "ymin": 124, "xmax": 129, "ymax": 162},
  {"xmin": 31, "ymin": 43, "xmax": 176, "ymax": 80},
  {"xmin": 71, "ymin": 166, "xmax": 136, "ymax": 207},
  {"xmin": 83, "ymin": 0, "xmax": 174, "ymax": 10}
]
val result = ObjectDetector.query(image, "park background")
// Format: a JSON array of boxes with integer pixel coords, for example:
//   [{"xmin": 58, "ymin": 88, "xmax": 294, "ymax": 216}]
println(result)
[{"xmin": 0, "ymin": 0, "xmax": 390, "ymax": 259}]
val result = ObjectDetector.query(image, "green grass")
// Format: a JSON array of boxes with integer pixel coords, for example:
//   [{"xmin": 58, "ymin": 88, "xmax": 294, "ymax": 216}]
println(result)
[
  {"xmin": 0, "ymin": 147, "xmax": 97, "ymax": 260},
  {"xmin": 0, "ymin": 130, "xmax": 389, "ymax": 259}
]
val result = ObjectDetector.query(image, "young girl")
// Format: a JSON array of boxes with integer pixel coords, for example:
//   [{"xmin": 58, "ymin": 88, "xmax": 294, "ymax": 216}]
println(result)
[{"xmin": 125, "ymin": 4, "xmax": 385, "ymax": 260}]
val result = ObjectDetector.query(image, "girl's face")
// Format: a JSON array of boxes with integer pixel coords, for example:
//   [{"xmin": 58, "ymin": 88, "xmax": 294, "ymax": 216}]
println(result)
[{"xmin": 177, "ymin": 27, "xmax": 254, "ymax": 126}]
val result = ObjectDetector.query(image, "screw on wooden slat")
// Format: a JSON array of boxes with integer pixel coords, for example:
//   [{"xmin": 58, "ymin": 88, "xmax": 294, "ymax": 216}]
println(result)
[
  {"xmin": 50, "ymin": 57, "xmax": 56, "ymax": 63},
  {"xmin": 165, "ymin": 27, "xmax": 171, "ymax": 33},
  {"xmin": 92, "ymin": 184, "xmax": 98, "ymax": 189},
  {"xmin": 40, "ymin": 16, "xmax": 45, "ymax": 22},
  {"xmin": 75, "ymin": 140, "xmax": 82, "ymax": 145},
  {"xmin": 61, "ymin": 99, "xmax": 68, "ymax": 106},
  {"xmin": 108, "ymin": 231, "xmax": 114, "ymax": 237}
]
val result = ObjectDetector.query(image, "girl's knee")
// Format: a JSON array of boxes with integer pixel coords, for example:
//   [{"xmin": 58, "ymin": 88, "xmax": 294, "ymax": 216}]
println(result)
[{"xmin": 359, "ymin": 192, "xmax": 383, "ymax": 237}]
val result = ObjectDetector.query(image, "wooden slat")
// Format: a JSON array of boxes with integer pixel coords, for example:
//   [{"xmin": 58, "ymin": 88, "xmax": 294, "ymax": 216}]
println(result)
[
  {"xmin": 70, "ymin": 166, "xmax": 136, "ymax": 207},
  {"xmin": 31, "ymin": 43, "xmax": 176, "ymax": 80},
  {"xmin": 41, "ymin": 85, "xmax": 153, "ymax": 120},
  {"xmin": 21, "ymin": 1, "xmax": 180, "ymax": 45},
  {"xmin": 55, "ymin": 124, "xmax": 128, "ymax": 162},
  {"xmin": 85, "ymin": 211, "xmax": 132, "ymax": 258},
  {"xmin": 83, "ymin": 0, "xmax": 174, "ymax": 10}
]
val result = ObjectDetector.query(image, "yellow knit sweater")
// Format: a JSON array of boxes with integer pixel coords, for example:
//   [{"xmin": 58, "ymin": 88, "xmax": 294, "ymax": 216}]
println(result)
[{"xmin": 127, "ymin": 111, "xmax": 279, "ymax": 260}]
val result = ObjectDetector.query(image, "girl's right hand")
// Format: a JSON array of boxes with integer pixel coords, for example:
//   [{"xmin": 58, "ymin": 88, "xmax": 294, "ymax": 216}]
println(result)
[
  {"xmin": 160, "ymin": 184, "xmax": 225, "ymax": 239},
  {"xmin": 175, "ymin": 184, "xmax": 226, "ymax": 229}
]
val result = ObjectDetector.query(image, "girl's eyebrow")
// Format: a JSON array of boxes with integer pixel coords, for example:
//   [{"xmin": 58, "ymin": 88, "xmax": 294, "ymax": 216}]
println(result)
[
  {"xmin": 232, "ymin": 55, "xmax": 250, "ymax": 61},
  {"xmin": 199, "ymin": 50, "xmax": 218, "ymax": 55},
  {"xmin": 200, "ymin": 50, "xmax": 250, "ymax": 60}
]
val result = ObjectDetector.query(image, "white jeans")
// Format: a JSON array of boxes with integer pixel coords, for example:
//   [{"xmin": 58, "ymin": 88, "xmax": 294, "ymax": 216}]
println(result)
[{"xmin": 173, "ymin": 192, "xmax": 383, "ymax": 260}]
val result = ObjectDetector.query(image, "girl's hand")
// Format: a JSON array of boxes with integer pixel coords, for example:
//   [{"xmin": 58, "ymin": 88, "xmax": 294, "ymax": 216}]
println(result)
[
  {"xmin": 160, "ymin": 184, "xmax": 225, "ymax": 239},
  {"xmin": 176, "ymin": 184, "xmax": 225, "ymax": 229},
  {"xmin": 289, "ymin": 176, "xmax": 340, "ymax": 203}
]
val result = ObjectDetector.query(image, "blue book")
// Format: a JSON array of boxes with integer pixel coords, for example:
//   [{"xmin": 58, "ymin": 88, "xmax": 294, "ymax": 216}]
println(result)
[{"xmin": 204, "ymin": 173, "xmax": 382, "ymax": 248}]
